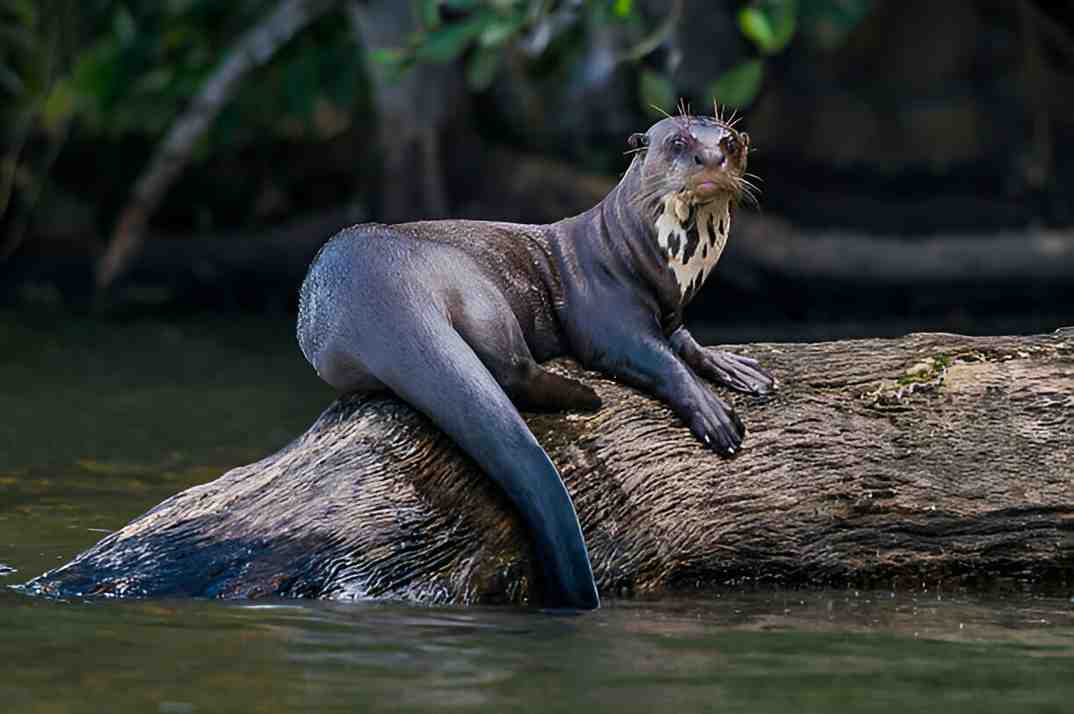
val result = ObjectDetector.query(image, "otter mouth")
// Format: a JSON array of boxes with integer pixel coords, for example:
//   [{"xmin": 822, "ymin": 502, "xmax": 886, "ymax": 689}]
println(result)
[
  {"xmin": 693, "ymin": 180, "xmax": 722, "ymax": 199},
  {"xmin": 685, "ymin": 172, "xmax": 737, "ymax": 204}
]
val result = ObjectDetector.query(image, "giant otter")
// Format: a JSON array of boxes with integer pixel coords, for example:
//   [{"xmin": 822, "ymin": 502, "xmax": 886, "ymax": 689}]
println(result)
[{"xmin": 296, "ymin": 110, "xmax": 775, "ymax": 610}]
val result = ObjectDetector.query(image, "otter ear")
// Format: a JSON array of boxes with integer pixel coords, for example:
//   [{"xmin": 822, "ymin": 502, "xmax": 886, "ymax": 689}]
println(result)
[
  {"xmin": 627, "ymin": 132, "xmax": 649, "ymax": 149},
  {"xmin": 740, "ymin": 132, "xmax": 750, "ymax": 151}
]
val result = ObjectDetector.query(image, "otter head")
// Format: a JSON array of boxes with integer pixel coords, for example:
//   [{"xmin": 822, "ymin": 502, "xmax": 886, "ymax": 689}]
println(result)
[
  {"xmin": 626, "ymin": 112, "xmax": 753, "ymax": 302},
  {"xmin": 628, "ymin": 113, "xmax": 750, "ymax": 210}
]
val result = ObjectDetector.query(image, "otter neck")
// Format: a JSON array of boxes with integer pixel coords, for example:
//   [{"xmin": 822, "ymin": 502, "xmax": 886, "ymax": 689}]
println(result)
[
  {"xmin": 652, "ymin": 192, "xmax": 731, "ymax": 303},
  {"xmin": 564, "ymin": 161, "xmax": 733, "ymax": 314}
]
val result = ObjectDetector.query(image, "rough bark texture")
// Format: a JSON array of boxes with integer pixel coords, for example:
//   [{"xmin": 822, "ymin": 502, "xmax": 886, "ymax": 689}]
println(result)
[{"xmin": 27, "ymin": 330, "xmax": 1074, "ymax": 605}]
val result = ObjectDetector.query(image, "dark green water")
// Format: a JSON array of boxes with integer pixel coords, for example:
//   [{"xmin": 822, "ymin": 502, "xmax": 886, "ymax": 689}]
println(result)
[{"xmin": 2, "ymin": 312, "xmax": 1073, "ymax": 713}]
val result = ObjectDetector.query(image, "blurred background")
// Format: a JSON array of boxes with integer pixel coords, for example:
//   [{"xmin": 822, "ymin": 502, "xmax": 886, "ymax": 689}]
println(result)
[
  {"xmin": 3, "ymin": 0, "xmax": 1073, "ymax": 339},
  {"xmin": 4, "ymin": 4, "xmax": 1074, "ymax": 701}
]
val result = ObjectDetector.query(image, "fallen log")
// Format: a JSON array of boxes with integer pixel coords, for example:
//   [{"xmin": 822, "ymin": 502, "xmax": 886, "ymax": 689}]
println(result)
[
  {"xmin": 26, "ymin": 330, "xmax": 1074, "ymax": 604},
  {"xmin": 728, "ymin": 217, "xmax": 1074, "ymax": 286}
]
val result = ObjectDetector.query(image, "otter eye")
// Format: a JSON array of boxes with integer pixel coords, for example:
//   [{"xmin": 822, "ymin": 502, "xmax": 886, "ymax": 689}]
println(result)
[{"xmin": 667, "ymin": 135, "xmax": 689, "ymax": 154}]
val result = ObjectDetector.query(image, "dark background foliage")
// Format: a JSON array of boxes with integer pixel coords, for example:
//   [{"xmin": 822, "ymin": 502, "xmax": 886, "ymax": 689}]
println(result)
[{"xmin": 3, "ymin": 0, "xmax": 1073, "ymax": 338}]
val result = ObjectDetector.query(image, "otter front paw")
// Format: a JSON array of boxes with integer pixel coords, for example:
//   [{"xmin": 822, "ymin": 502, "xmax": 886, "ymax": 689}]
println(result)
[
  {"xmin": 699, "ymin": 349, "xmax": 776, "ymax": 396},
  {"xmin": 685, "ymin": 386, "xmax": 746, "ymax": 456}
]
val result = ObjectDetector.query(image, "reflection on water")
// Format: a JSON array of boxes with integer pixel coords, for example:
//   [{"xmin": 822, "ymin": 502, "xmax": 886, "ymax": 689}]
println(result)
[
  {"xmin": 2, "ymin": 313, "xmax": 1073, "ymax": 713},
  {"xmin": 1, "ymin": 588, "xmax": 1073, "ymax": 714}
]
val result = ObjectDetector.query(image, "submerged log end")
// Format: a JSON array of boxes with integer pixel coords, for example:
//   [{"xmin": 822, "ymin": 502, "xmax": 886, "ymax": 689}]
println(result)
[{"xmin": 26, "ymin": 331, "xmax": 1074, "ymax": 604}]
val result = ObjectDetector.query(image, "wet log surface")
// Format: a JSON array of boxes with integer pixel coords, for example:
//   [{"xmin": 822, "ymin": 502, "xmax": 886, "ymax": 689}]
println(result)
[{"xmin": 27, "ymin": 330, "xmax": 1074, "ymax": 605}]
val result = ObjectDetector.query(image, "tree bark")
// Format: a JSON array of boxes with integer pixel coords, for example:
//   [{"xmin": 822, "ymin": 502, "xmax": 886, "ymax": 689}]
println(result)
[{"xmin": 26, "ymin": 330, "xmax": 1074, "ymax": 604}]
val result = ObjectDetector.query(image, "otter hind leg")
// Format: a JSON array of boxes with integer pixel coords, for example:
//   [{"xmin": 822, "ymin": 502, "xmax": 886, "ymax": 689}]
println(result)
[
  {"xmin": 511, "ymin": 364, "xmax": 602, "ymax": 413},
  {"xmin": 473, "ymin": 343, "xmax": 601, "ymax": 413},
  {"xmin": 360, "ymin": 317, "xmax": 599, "ymax": 610},
  {"xmin": 451, "ymin": 301, "xmax": 601, "ymax": 414}
]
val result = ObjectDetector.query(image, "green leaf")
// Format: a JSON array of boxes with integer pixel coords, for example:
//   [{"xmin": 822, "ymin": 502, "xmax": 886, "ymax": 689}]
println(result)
[
  {"xmin": 420, "ymin": 0, "xmax": 441, "ymax": 30},
  {"xmin": 41, "ymin": 78, "xmax": 75, "ymax": 131},
  {"xmin": 369, "ymin": 47, "xmax": 409, "ymax": 66},
  {"xmin": 68, "ymin": 40, "xmax": 122, "ymax": 119},
  {"xmin": 768, "ymin": 0, "xmax": 797, "ymax": 52},
  {"xmin": 414, "ymin": 13, "xmax": 489, "ymax": 63},
  {"xmin": 638, "ymin": 69, "xmax": 675, "ymax": 117},
  {"xmin": 367, "ymin": 50, "xmax": 412, "ymax": 84},
  {"xmin": 709, "ymin": 59, "xmax": 764, "ymax": 108},
  {"xmin": 478, "ymin": 11, "xmax": 527, "ymax": 47},
  {"xmin": 738, "ymin": 1, "xmax": 796, "ymax": 55},
  {"xmin": 613, "ymin": 0, "xmax": 633, "ymax": 18},
  {"xmin": 738, "ymin": 7, "xmax": 775, "ymax": 51},
  {"xmin": 465, "ymin": 45, "xmax": 500, "ymax": 90}
]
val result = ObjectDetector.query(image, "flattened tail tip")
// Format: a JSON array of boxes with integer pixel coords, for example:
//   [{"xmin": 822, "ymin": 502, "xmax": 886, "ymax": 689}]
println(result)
[
  {"xmin": 539, "ymin": 603, "xmax": 599, "ymax": 616},
  {"xmin": 538, "ymin": 591, "xmax": 600, "ymax": 614},
  {"xmin": 537, "ymin": 564, "xmax": 600, "ymax": 611},
  {"xmin": 570, "ymin": 582, "xmax": 601, "ymax": 611}
]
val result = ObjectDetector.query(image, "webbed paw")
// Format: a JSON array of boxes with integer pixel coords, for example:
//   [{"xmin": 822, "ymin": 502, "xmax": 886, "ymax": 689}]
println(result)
[
  {"xmin": 685, "ymin": 385, "xmax": 745, "ymax": 457},
  {"xmin": 699, "ymin": 349, "xmax": 776, "ymax": 396}
]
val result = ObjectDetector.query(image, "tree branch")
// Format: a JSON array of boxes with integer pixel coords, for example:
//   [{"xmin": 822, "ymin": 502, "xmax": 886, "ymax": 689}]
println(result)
[{"xmin": 94, "ymin": 0, "xmax": 337, "ymax": 291}]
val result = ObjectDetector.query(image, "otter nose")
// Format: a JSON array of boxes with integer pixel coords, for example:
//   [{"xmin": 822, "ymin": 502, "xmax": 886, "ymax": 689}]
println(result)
[{"xmin": 693, "ymin": 147, "xmax": 726, "ymax": 169}]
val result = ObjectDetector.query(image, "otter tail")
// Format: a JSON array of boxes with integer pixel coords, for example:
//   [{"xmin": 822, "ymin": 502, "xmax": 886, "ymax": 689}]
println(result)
[
  {"xmin": 297, "ymin": 234, "xmax": 350, "ymax": 373},
  {"xmin": 363, "ymin": 319, "xmax": 600, "ymax": 610}
]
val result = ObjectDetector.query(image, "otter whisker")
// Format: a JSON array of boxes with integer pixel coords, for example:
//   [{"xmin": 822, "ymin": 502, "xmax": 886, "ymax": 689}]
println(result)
[
  {"xmin": 649, "ymin": 104, "xmax": 674, "ymax": 121},
  {"xmin": 677, "ymin": 98, "xmax": 693, "ymax": 130},
  {"xmin": 710, "ymin": 101, "xmax": 742, "ymax": 129},
  {"xmin": 737, "ymin": 176, "xmax": 762, "ymax": 193},
  {"xmin": 631, "ymin": 178, "xmax": 684, "ymax": 216},
  {"xmin": 632, "ymin": 187, "xmax": 673, "ymax": 214},
  {"xmin": 736, "ymin": 184, "xmax": 760, "ymax": 210},
  {"xmin": 734, "ymin": 184, "xmax": 760, "ymax": 205}
]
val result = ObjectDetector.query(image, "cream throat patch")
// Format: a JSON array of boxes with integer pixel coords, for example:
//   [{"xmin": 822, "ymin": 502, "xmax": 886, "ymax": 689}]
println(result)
[{"xmin": 653, "ymin": 192, "xmax": 731, "ymax": 302}]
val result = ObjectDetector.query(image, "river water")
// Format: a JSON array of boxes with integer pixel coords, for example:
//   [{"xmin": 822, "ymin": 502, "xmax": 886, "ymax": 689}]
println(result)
[{"xmin": 2, "ymin": 313, "xmax": 1072, "ymax": 713}]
